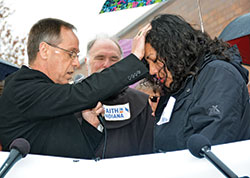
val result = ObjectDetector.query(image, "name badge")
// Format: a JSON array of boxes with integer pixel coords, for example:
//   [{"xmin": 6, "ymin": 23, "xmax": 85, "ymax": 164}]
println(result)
[
  {"xmin": 157, "ymin": 96, "xmax": 176, "ymax": 125},
  {"xmin": 103, "ymin": 103, "xmax": 131, "ymax": 121}
]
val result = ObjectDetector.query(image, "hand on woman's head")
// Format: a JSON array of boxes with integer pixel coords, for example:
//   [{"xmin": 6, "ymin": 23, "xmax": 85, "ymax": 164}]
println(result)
[{"xmin": 131, "ymin": 24, "xmax": 152, "ymax": 60}]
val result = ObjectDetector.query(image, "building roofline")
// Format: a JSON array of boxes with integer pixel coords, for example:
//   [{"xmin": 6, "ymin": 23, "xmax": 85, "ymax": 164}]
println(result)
[{"xmin": 114, "ymin": 0, "xmax": 173, "ymax": 38}]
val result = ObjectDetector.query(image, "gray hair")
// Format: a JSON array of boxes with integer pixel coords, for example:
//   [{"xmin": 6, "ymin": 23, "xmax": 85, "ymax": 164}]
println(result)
[
  {"xmin": 27, "ymin": 18, "xmax": 76, "ymax": 64},
  {"xmin": 86, "ymin": 34, "xmax": 123, "ymax": 58}
]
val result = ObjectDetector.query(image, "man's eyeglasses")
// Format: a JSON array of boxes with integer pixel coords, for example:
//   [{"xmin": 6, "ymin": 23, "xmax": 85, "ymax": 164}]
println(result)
[{"xmin": 45, "ymin": 42, "xmax": 79, "ymax": 60}]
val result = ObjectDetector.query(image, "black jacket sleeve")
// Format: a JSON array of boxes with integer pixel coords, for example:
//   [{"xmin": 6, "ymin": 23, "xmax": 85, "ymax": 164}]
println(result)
[{"xmin": 8, "ymin": 54, "xmax": 148, "ymax": 120}]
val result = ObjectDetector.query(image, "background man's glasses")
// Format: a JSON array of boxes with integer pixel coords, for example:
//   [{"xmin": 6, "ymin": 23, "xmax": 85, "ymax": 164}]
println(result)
[
  {"xmin": 150, "ymin": 96, "xmax": 159, "ymax": 103},
  {"xmin": 45, "ymin": 42, "xmax": 79, "ymax": 60}
]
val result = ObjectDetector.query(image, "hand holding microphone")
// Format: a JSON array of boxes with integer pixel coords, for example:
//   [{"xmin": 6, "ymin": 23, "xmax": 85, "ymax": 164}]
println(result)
[{"xmin": 81, "ymin": 102, "xmax": 104, "ymax": 128}]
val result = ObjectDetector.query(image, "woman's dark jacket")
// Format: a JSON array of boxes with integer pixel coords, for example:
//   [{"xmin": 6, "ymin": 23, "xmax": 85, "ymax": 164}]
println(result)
[{"xmin": 155, "ymin": 50, "xmax": 250, "ymax": 152}]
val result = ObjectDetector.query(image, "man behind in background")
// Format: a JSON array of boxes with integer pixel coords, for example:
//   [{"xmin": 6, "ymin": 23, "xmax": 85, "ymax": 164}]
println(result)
[{"xmin": 79, "ymin": 35, "xmax": 154, "ymax": 159}]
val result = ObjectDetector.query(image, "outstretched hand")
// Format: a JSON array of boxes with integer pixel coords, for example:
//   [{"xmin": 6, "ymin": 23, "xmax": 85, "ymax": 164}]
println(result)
[{"xmin": 131, "ymin": 24, "xmax": 152, "ymax": 60}]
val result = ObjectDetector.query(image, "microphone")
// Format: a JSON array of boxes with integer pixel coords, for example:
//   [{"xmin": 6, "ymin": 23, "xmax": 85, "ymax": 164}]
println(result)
[
  {"xmin": 0, "ymin": 138, "xmax": 30, "ymax": 178},
  {"xmin": 74, "ymin": 74, "xmax": 85, "ymax": 84},
  {"xmin": 187, "ymin": 134, "xmax": 239, "ymax": 178}
]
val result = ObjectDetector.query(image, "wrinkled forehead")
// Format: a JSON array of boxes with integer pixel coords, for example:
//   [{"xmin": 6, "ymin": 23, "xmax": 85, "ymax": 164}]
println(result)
[
  {"xmin": 60, "ymin": 27, "xmax": 80, "ymax": 52},
  {"xmin": 88, "ymin": 39, "xmax": 122, "ymax": 58}
]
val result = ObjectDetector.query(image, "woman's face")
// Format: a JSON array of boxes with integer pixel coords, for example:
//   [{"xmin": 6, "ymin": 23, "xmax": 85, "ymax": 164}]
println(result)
[{"xmin": 144, "ymin": 43, "xmax": 173, "ymax": 88}]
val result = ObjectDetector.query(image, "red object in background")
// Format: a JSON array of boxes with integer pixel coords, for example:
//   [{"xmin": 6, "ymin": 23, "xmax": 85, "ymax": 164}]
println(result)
[
  {"xmin": 218, "ymin": 13, "xmax": 250, "ymax": 65},
  {"xmin": 227, "ymin": 35, "xmax": 250, "ymax": 65}
]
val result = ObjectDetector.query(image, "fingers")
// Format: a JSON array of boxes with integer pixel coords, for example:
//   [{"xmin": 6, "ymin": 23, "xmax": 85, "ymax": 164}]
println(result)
[
  {"xmin": 82, "ymin": 102, "xmax": 104, "ymax": 116},
  {"xmin": 95, "ymin": 107, "xmax": 104, "ymax": 116},
  {"xmin": 131, "ymin": 23, "xmax": 152, "ymax": 60},
  {"xmin": 81, "ymin": 102, "xmax": 104, "ymax": 128},
  {"xmin": 137, "ymin": 23, "xmax": 152, "ymax": 37},
  {"xmin": 93, "ymin": 102, "xmax": 104, "ymax": 116},
  {"xmin": 96, "ymin": 102, "xmax": 102, "ymax": 109},
  {"xmin": 81, "ymin": 109, "xmax": 100, "ymax": 128}
]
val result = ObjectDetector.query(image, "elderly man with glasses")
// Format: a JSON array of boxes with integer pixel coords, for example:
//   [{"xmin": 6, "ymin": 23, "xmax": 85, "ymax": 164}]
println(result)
[{"xmin": 0, "ymin": 18, "xmax": 150, "ymax": 159}]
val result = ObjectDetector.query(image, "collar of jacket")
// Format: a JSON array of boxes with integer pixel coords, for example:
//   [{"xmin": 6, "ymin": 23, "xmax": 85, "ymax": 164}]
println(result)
[
  {"xmin": 154, "ymin": 75, "xmax": 195, "ymax": 121},
  {"xmin": 154, "ymin": 52, "xmax": 212, "ymax": 120}
]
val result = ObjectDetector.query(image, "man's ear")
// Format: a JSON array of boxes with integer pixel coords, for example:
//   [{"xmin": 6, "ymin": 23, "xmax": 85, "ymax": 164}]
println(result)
[
  {"xmin": 85, "ymin": 57, "xmax": 88, "ymax": 70},
  {"xmin": 39, "ymin": 42, "xmax": 49, "ymax": 59}
]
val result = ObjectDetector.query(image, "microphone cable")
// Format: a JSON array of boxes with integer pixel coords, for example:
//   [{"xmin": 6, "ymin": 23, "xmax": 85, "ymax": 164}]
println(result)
[
  {"xmin": 97, "ymin": 114, "xmax": 107, "ymax": 159},
  {"xmin": 80, "ymin": 121, "xmax": 98, "ymax": 161}
]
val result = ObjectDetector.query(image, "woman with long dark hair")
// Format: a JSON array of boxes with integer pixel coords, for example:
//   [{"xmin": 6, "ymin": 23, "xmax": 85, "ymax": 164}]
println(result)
[{"xmin": 140, "ymin": 14, "xmax": 250, "ymax": 152}]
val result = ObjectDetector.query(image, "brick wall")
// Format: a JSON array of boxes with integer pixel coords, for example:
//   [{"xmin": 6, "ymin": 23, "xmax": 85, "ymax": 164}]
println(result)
[
  {"xmin": 118, "ymin": 0, "xmax": 250, "ymax": 39},
  {"xmin": 75, "ymin": 0, "xmax": 250, "ymax": 76},
  {"xmin": 168, "ymin": 0, "xmax": 250, "ymax": 38}
]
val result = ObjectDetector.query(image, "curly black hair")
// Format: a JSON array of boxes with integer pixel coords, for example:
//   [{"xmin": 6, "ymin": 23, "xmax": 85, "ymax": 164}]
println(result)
[{"xmin": 145, "ymin": 14, "xmax": 232, "ymax": 93}]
